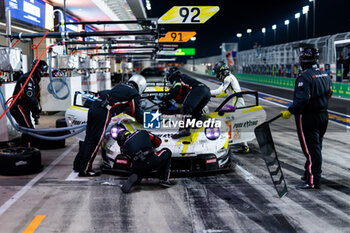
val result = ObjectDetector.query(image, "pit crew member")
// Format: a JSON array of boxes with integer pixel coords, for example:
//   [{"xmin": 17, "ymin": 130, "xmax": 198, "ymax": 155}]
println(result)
[
  {"xmin": 116, "ymin": 127, "xmax": 174, "ymax": 193},
  {"xmin": 210, "ymin": 61, "xmax": 249, "ymax": 153},
  {"xmin": 73, "ymin": 75, "xmax": 146, "ymax": 177},
  {"xmin": 164, "ymin": 67, "xmax": 211, "ymax": 139},
  {"xmin": 10, "ymin": 59, "xmax": 48, "ymax": 147},
  {"xmin": 280, "ymin": 47, "xmax": 332, "ymax": 190}
]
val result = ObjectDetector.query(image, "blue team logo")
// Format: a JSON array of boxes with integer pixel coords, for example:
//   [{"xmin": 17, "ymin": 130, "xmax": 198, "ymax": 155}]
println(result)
[{"xmin": 143, "ymin": 110, "xmax": 161, "ymax": 129}]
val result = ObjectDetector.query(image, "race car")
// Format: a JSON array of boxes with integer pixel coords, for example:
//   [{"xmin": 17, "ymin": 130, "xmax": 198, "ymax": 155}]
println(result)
[{"xmin": 65, "ymin": 90, "xmax": 266, "ymax": 173}]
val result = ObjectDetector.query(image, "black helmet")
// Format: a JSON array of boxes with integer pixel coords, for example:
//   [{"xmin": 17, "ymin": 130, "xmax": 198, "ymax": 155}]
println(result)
[
  {"xmin": 116, "ymin": 129, "xmax": 131, "ymax": 147},
  {"xmin": 213, "ymin": 61, "xmax": 229, "ymax": 75},
  {"xmin": 32, "ymin": 59, "xmax": 48, "ymax": 74},
  {"xmin": 166, "ymin": 67, "xmax": 180, "ymax": 81},
  {"xmin": 299, "ymin": 48, "xmax": 319, "ymax": 70},
  {"xmin": 213, "ymin": 61, "xmax": 229, "ymax": 80}
]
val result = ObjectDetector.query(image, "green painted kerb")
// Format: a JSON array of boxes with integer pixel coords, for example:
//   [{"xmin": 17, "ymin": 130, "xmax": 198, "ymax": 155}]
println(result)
[{"xmin": 236, "ymin": 73, "xmax": 350, "ymax": 99}]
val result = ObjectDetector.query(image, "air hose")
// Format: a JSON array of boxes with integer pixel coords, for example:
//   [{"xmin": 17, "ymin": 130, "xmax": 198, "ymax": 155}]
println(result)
[
  {"xmin": 0, "ymin": 87, "xmax": 86, "ymax": 140},
  {"xmin": 47, "ymin": 54, "xmax": 70, "ymax": 100}
]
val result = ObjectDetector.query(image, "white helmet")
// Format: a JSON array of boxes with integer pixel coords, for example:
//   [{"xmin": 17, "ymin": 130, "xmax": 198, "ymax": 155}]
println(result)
[{"xmin": 128, "ymin": 74, "xmax": 147, "ymax": 94}]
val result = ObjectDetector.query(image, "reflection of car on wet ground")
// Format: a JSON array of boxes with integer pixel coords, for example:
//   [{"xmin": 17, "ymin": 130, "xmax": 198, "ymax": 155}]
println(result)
[{"xmin": 65, "ymin": 90, "xmax": 266, "ymax": 174}]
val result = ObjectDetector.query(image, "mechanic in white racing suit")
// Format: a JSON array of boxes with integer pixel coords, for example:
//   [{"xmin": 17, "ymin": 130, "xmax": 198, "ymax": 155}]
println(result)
[{"xmin": 211, "ymin": 61, "xmax": 249, "ymax": 153}]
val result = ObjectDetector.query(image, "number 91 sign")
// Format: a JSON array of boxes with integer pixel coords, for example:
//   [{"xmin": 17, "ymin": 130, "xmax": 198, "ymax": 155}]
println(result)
[{"xmin": 158, "ymin": 6, "xmax": 220, "ymax": 24}]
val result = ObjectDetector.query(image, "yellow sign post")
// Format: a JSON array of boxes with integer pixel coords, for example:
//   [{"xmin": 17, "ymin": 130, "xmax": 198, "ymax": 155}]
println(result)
[
  {"xmin": 159, "ymin": 31, "xmax": 197, "ymax": 43},
  {"xmin": 158, "ymin": 6, "xmax": 219, "ymax": 24}
]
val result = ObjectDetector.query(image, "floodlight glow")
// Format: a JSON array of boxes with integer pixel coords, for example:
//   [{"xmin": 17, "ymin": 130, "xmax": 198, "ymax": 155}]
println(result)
[
  {"xmin": 302, "ymin": 6, "xmax": 309, "ymax": 14},
  {"xmin": 295, "ymin": 13, "xmax": 300, "ymax": 19},
  {"xmin": 262, "ymin": 27, "xmax": 266, "ymax": 33},
  {"xmin": 309, "ymin": 0, "xmax": 313, "ymax": 2},
  {"xmin": 284, "ymin": 20, "xmax": 290, "ymax": 25},
  {"xmin": 236, "ymin": 33, "xmax": 242, "ymax": 38},
  {"xmin": 247, "ymin": 29, "xmax": 252, "ymax": 33},
  {"xmin": 272, "ymin": 25, "xmax": 277, "ymax": 30},
  {"xmin": 190, "ymin": 37, "xmax": 196, "ymax": 41}
]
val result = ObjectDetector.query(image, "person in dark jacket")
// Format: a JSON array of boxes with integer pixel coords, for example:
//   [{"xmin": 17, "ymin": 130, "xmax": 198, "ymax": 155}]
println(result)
[
  {"xmin": 10, "ymin": 59, "xmax": 48, "ymax": 147},
  {"xmin": 280, "ymin": 47, "xmax": 332, "ymax": 189},
  {"xmin": 164, "ymin": 67, "xmax": 211, "ymax": 139},
  {"xmin": 116, "ymin": 126, "xmax": 174, "ymax": 193},
  {"xmin": 73, "ymin": 74, "xmax": 147, "ymax": 177}
]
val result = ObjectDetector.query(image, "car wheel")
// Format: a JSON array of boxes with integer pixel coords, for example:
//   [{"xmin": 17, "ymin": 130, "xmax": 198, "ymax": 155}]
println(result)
[{"xmin": 0, "ymin": 147, "xmax": 43, "ymax": 175}]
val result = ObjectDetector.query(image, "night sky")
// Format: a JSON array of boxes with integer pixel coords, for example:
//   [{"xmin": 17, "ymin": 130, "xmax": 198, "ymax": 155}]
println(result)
[{"xmin": 147, "ymin": 0, "xmax": 350, "ymax": 58}]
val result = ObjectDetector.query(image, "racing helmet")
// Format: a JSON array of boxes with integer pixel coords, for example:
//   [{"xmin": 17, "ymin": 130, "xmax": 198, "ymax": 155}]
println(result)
[
  {"xmin": 128, "ymin": 74, "xmax": 147, "ymax": 94},
  {"xmin": 166, "ymin": 67, "xmax": 180, "ymax": 81},
  {"xmin": 299, "ymin": 47, "xmax": 319, "ymax": 70},
  {"xmin": 32, "ymin": 59, "xmax": 48, "ymax": 76},
  {"xmin": 116, "ymin": 128, "xmax": 131, "ymax": 147},
  {"xmin": 213, "ymin": 61, "xmax": 229, "ymax": 80}
]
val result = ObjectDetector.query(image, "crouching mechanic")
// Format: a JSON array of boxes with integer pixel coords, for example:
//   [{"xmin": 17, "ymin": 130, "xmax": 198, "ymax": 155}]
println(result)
[
  {"xmin": 210, "ymin": 61, "xmax": 249, "ymax": 153},
  {"xmin": 164, "ymin": 67, "xmax": 211, "ymax": 139},
  {"xmin": 73, "ymin": 74, "xmax": 146, "ymax": 177},
  {"xmin": 280, "ymin": 47, "xmax": 332, "ymax": 190},
  {"xmin": 116, "ymin": 127, "xmax": 174, "ymax": 193},
  {"xmin": 10, "ymin": 59, "xmax": 48, "ymax": 147}
]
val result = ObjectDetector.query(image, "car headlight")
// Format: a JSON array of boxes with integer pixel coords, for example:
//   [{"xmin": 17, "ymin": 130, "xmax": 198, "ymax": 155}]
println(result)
[
  {"xmin": 205, "ymin": 127, "xmax": 220, "ymax": 140},
  {"xmin": 110, "ymin": 125, "xmax": 124, "ymax": 140}
]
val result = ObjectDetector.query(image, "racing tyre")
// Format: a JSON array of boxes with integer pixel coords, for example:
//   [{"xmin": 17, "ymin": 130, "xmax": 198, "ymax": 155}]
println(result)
[{"xmin": 0, "ymin": 147, "xmax": 43, "ymax": 175}]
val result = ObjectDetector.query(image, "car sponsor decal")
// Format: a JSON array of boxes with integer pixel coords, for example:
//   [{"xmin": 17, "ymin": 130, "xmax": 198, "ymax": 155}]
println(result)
[{"xmin": 206, "ymin": 158, "xmax": 217, "ymax": 164}]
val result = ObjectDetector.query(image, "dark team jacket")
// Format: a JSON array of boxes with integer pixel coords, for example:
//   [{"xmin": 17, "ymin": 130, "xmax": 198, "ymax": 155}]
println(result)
[
  {"xmin": 121, "ymin": 130, "xmax": 162, "ymax": 157},
  {"xmin": 12, "ymin": 70, "xmax": 41, "ymax": 114},
  {"xmin": 98, "ymin": 83, "xmax": 143, "ymax": 123},
  {"xmin": 166, "ymin": 73, "xmax": 203, "ymax": 103},
  {"xmin": 288, "ymin": 66, "xmax": 332, "ymax": 114}
]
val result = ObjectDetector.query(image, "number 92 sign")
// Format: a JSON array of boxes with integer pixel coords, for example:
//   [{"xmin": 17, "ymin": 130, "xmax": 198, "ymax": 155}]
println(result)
[{"xmin": 158, "ymin": 6, "xmax": 220, "ymax": 24}]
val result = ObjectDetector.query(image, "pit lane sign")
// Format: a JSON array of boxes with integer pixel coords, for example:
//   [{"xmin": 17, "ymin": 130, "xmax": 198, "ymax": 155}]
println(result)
[
  {"xmin": 159, "ymin": 31, "xmax": 197, "ymax": 43},
  {"xmin": 158, "ymin": 6, "xmax": 220, "ymax": 24},
  {"xmin": 158, "ymin": 48, "xmax": 195, "ymax": 56}
]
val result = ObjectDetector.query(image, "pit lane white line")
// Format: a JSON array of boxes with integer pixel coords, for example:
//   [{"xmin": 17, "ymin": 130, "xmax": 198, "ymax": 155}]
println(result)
[
  {"xmin": 0, "ymin": 142, "xmax": 77, "ymax": 217},
  {"xmin": 236, "ymin": 164, "xmax": 254, "ymax": 180},
  {"xmin": 242, "ymin": 87, "xmax": 350, "ymax": 129},
  {"xmin": 199, "ymin": 77, "xmax": 349, "ymax": 128}
]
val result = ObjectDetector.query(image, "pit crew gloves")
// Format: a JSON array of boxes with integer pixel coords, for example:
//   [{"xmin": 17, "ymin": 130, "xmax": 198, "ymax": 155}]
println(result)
[{"xmin": 280, "ymin": 110, "xmax": 292, "ymax": 119}]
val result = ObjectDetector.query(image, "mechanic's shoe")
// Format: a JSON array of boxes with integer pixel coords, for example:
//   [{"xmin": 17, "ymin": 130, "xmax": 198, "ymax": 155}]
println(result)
[
  {"xmin": 235, "ymin": 145, "xmax": 250, "ymax": 153},
  {"xmin": 172, "ymin": 128, "xmax": 191, "ymax": 139},
  {"xmin": 121, "ymin": 174, "xmax": 139, "ymax": 193},
  {"xmin": 300, "ymin": 176, "xmax": 306, "ymax": 181},
  {"xmin": 159, "ymin": 179, "xmax": 177, "ymax": 188},
  {"xmin": 296, "ymin": 183, "xmax": 320, "ymax": 190},
  {"xmin": 78, "ymin": 170, "xmax": 101, "ymax": 177}
]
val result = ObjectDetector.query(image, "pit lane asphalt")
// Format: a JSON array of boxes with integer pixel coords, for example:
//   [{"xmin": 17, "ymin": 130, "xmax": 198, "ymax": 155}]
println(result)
[{"xmin": 0, "ymin": 75, "xmax": 349, "ymax": 233}]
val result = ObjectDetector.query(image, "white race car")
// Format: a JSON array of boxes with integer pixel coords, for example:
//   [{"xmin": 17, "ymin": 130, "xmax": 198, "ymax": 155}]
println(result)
[{"xmin": 65, "ymin": 90, "xmax": 266, "ymax": 173}]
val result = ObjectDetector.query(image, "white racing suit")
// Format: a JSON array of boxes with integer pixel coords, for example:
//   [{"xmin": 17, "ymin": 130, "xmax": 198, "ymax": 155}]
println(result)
[
  {"xmin": 210, "ymin": 72, "xmax": 249, "ymax": 150},
  {"xmin": 210, "ymin": 73, "xmax": 245, "ymax": 108}
]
